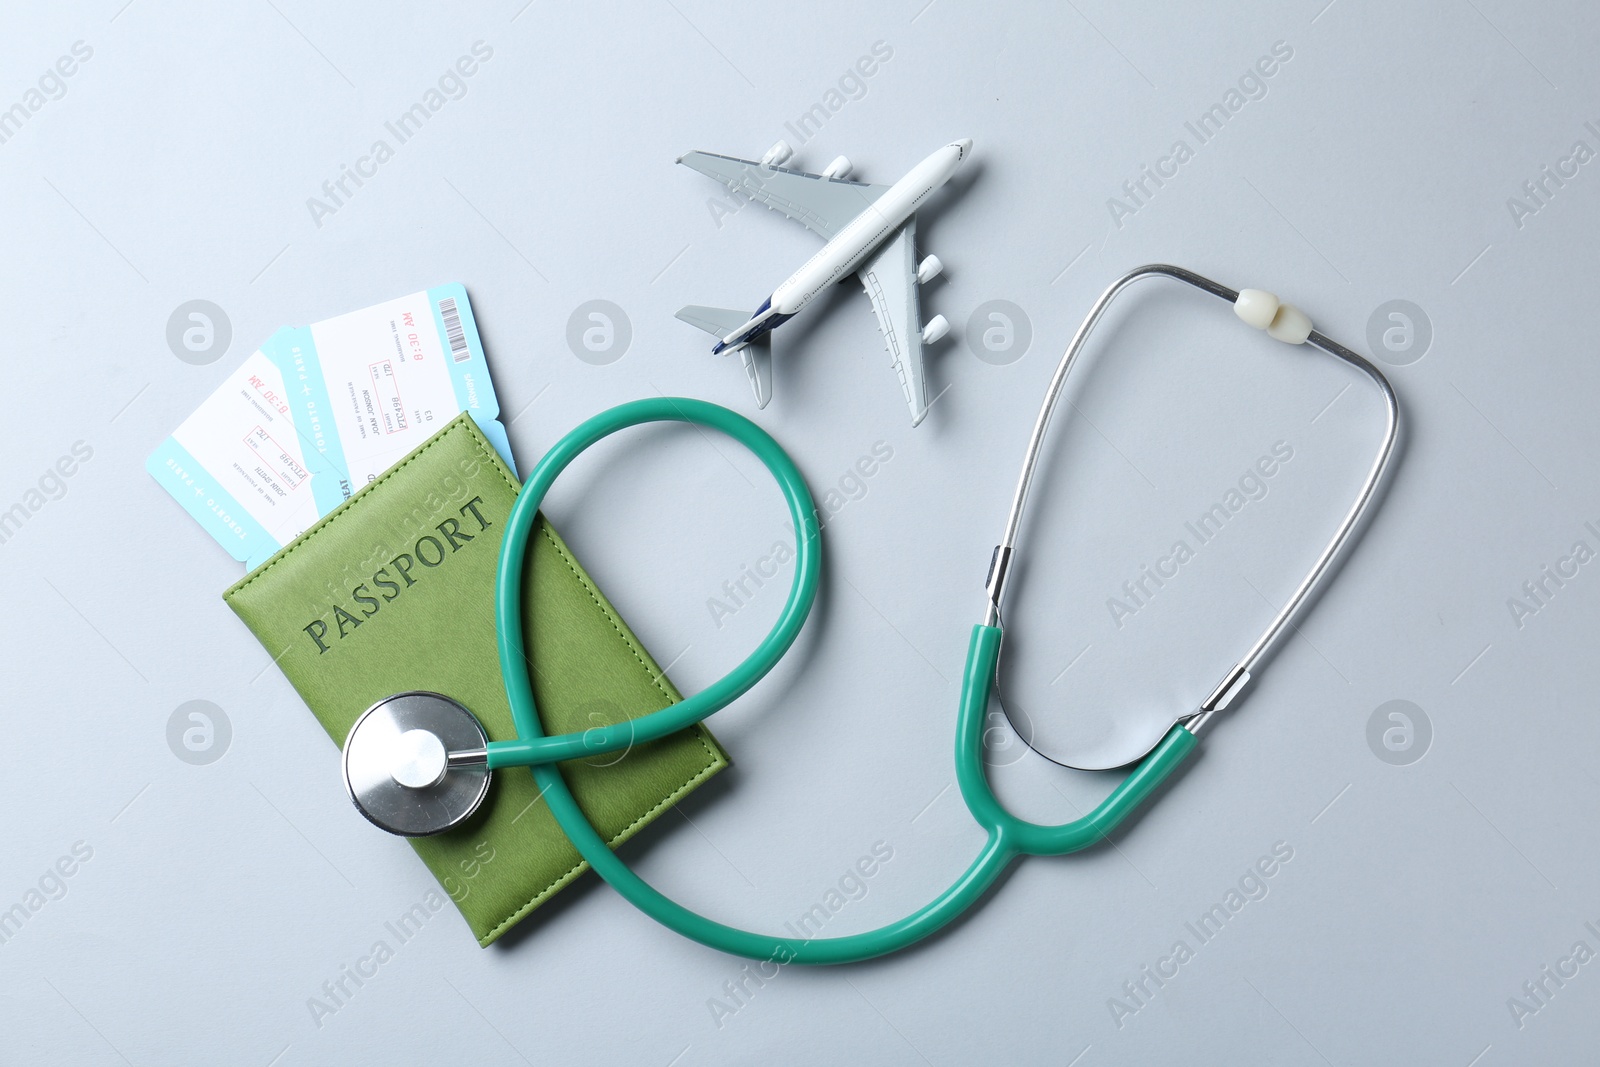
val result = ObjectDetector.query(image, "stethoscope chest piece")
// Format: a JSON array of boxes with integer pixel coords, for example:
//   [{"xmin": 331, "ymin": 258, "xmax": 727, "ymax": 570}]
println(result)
[{"xmin": 342, "ymin": 691, "xmax": 491, "ymax": 836}]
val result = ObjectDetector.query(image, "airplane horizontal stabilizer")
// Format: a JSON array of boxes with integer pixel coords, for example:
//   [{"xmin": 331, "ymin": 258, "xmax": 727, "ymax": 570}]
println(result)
[{"xmin": 676, "ymin": 305, "xmax": 754, "ymax": 337}]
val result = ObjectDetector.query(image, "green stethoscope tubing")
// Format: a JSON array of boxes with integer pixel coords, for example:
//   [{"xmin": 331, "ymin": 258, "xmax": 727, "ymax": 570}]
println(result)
[{"xmin": 490, "ymin": 395, "xmax": 1198, "ymax": 964}]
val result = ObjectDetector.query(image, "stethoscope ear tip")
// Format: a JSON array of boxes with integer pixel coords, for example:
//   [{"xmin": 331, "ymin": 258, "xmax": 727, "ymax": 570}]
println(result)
[{"xmin": 342, "ymin": 692, "xmax": 492, "ymax": 837}]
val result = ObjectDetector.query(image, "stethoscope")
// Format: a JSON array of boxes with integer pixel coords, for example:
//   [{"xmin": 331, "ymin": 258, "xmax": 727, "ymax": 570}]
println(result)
[{"xmin": 341, "ymin": 264, "xmax": 1400, "ymax": 964}]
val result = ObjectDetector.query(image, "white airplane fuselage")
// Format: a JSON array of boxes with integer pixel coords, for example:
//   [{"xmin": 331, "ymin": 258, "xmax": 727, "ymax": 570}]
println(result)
[{"xmin": 713, "ymin": 139, "xmax": 971, "ymax": 353}]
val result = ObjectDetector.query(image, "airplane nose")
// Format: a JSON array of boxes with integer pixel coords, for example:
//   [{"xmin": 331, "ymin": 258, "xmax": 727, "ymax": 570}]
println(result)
[{"xmin": 954, "ymin": 138, "xmax": 973, "ymax": 159}]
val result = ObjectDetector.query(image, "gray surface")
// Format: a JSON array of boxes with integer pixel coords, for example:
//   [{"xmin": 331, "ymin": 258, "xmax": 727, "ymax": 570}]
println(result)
[{"xmin": 1, "ymin": 1, "xmax": 1596, "ymax": 1063}]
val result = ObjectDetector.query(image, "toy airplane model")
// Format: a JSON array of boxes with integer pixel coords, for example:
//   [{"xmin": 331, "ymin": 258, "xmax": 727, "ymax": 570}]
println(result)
[{"xmin": 676, "ymin": 138, "xmax": 972, "ymax": 426}]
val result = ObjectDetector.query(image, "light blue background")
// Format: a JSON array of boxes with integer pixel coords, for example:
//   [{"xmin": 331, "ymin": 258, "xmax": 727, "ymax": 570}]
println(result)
[{"xmin": 1, "ymin": 1, "xmax": 1596, "ymax": 1063}]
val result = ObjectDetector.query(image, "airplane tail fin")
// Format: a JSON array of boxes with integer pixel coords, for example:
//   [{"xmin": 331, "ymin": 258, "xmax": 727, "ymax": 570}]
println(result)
[{"xmin": 676, "ymin": 306, "xmax": 773, "ymax": 409}]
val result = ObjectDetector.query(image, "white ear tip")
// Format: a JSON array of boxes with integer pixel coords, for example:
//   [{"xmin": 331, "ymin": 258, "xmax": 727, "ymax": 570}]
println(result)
[
  {"xmin": 1267, "ymin": 303, "xmax": 1312, "ymax": 344},
  {"xmin": 1234, "ymin": 289, "xmax": 1279, "ymax": 330}
]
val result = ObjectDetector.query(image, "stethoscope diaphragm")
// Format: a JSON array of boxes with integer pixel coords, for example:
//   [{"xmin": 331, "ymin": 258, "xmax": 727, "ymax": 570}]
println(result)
[{"xmin": 341, "ymin": 691, "xmax": 491, "ymax": 837}]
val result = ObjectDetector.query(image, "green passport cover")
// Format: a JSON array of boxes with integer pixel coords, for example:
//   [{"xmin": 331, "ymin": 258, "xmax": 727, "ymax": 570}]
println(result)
[{"xmin": 223, "ymin": 413, "xmax": 727, "ymax": 946}]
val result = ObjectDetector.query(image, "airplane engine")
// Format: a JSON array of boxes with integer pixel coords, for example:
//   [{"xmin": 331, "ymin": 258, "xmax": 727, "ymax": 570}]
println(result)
[
  {"xmin": 761, "ymin": 140, "xmax": 793, "ymax": 167},
  {"xmin": 921, "ymin": 315, "xmax": 950, "ymax": 345},
  {"xmin": 916, "ymin": 255, "xmax": 943, "ymax": 284},
  {"xmin": 821, "ymin": 156, "xmax": 852, "ymax": 179}
]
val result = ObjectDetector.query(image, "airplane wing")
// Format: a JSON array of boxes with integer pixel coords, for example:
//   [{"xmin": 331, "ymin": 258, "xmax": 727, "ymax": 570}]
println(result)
[
  {"xmin": 675, "ymin": 305, "xmax": 773, "ymax": 408},
  {"xmin": 679, "ymin": 151, "xmax": 890, "ymax": 240},
  {"xmin": 858, "ymin": 218, "xmax": 931, "ymax": 426}
]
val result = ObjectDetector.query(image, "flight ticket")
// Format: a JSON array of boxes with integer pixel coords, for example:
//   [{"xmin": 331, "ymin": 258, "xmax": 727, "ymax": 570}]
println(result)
[{"xmin": 148, "ymin": 284, "xmax": 515, "ymax": 570}]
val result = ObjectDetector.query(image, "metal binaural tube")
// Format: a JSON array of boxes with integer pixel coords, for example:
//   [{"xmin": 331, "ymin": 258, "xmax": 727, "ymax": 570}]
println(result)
[
  {"xmin": 986, "ymin": 265, "xmax": 1400, "ymax": 735},
  {"xmin": 985, "ymin": 265, "xmax": 1238, "ymax": 625}
]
